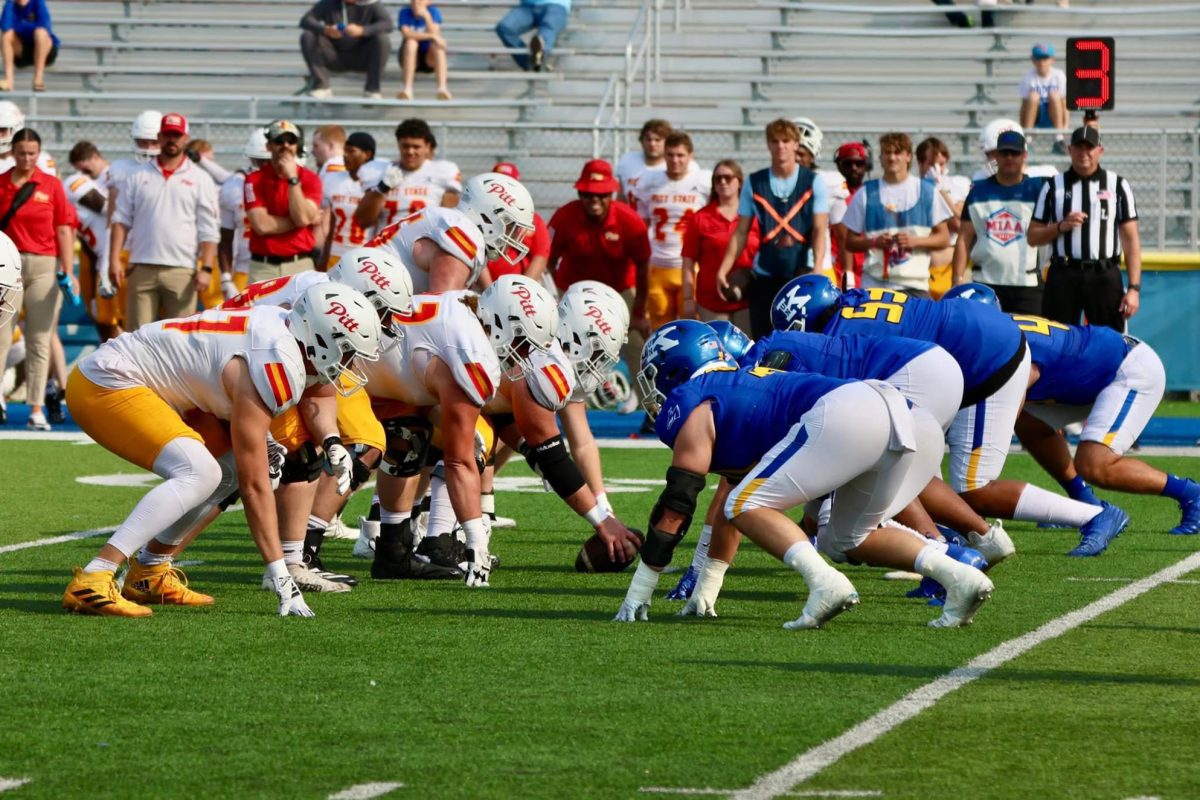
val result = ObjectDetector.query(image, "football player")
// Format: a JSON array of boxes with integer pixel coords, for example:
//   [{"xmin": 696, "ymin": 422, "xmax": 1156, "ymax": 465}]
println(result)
[
  {"xmin": 352, "ymin": 118, "xmax": 461, "ymax": 231},
  {"xmin": 617, "ymin": 321, "xmax": 992, "ymax": 628},
  {"xmin": 0, "ymin": 100, "xmax": 54, "ymax": 174},
  {"xmin": 62, "ymin": 284, "xmax": 383, "ymax": 618},
  {"xmin": 319, "ymin": 131, "xmax": 380, "ymax": 270},
  {"xmin": 61, "ymin": 167, "xmax": 118, "ymax": 341}
]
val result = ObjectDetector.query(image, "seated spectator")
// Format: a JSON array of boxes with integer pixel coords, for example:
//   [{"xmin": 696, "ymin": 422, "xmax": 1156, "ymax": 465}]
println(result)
[
  {"xmin": 495, "ymin": 0, "xmax": 570, "ymax": 73},
  {"xmin": 1020, "ymin": 43, "xmax": 1069, "ymax": 154},
  {"xmin": 398, "ymin": 0, "xmax": 451, "ymax": 101},
  {"xmin": 481, "ymin": 161, "xmax": 548, "ymax": 285},
  {"xmin": 1, "ymin": 0, "xmax": 58, "ymax": 92},
  {"xmin": 680, "ymin": 159, "xmax": 757, "ymax": 329},
  {"xmin": 299, "ymin": 0, "xmax": 394, "ymax": 100}
]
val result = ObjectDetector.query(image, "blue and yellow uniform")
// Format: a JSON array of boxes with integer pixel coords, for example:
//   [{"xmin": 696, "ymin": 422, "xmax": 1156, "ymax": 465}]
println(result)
[
  {"xmin": 1013, "ymin": 314, "xmax": 1130, "ymax": 405},
  {"xmin": 743, "ymin": 330, "xmax": 935, "ymax": 378}
]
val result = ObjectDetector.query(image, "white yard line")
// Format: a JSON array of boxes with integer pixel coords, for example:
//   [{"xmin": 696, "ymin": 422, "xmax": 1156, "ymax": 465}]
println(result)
[
  {"xmin": 730, "ymin": 550, "xmax": 1200, "ymax": 800},
  {"xmin": 0, "ymin": 527, "xmax": 115, "ymax": 555},
  {"xmin": 0, "ymin": 778, "xmax": 30, "ymax": 793},
  {"xmin": 327, "ymin": 783, "xmax": 405, "ymax": 799},
  {"xmin": 1067, "ymin": 577, "xmax": 1200, "ymax": 585},
  {"xmin": 641, "ymin": 790, "xmax": 882, "ymax": 797}
]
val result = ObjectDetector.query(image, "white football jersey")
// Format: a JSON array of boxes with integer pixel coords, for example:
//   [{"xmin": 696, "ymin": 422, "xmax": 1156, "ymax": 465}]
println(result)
[
  {"xmin": 634, "ymin": 168, "xmax": 713, "ymax": 268},
  {"xmin": 218, "ymin": 171, "xmax": 252, "ymax": 276},
  {"xmin": 364, "ymin": 158, "xmax": 462, "ymax": 228},
  {"xmin": 318, "ymin": 154, "xmax": 345, "ymax": 183},
  {"xmin": 818, "ymin": 169, "xmax": 850, "ymax": 270},
  {"xmin": 366, "ymin": 206, "xmax": 486, "ymax": 292},
  {"xmin": 222, "ymin": 271, "xmax": 329, "ymax": 311},
  {"xmin": 322, "ymin": 168, "xmax": 373, "ymax": 261},
  {"xmin": 362, "ymin": 290, "xmax": 499, "ymax": 408},
  {"xmin": 62, "ymin": 172, "xmax": 110, "ymax": 276},
  {"xmin": 104, "ymin": 158, "xmax": 142, "ymax": 197},
  {"xmin": 616, "ymin": 151, "xmax": 702, "ymax": 208},
  {"xmin": 0, "ymin": 150, "xmax": 55, "ymax": 176},
  {"xmin": 486, "ymin": 339, "xmax": 576, "ymax": 415},
  {"xmin": 79, "ymin": 305, "xmax": 308, "ymax": 418}
]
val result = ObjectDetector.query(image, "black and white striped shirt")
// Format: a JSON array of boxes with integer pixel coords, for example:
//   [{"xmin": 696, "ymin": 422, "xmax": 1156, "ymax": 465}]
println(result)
[{"xmin": 1033, "ymin": 167, "xmax": 1137, "ymax": 261}]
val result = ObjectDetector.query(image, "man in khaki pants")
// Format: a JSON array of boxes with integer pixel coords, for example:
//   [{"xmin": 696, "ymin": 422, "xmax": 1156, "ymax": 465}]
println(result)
[
  {"xmin": 109, "ymin": 113, "xmax": 219, "ymax": 330},
  {"xmin": 244, "ymin": 120, "xmax": 322, "ymax": 282}
]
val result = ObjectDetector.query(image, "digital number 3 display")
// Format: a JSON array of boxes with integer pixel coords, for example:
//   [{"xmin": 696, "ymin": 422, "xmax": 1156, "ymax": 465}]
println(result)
[{"xmin": 1066, "ymin": 37, "xmax": 1115, "ymax": 111}]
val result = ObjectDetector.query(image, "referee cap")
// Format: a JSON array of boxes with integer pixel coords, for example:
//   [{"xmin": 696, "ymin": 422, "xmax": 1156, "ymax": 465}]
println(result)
[{"xmin": 1071, "ymin": 126, "xmax": 1102, "ymax": 148}]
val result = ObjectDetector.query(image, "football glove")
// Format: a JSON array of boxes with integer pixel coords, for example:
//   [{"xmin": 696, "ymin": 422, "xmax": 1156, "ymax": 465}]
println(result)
[
  {"xmin": 220, "ymin": 273, "xmax": 239, "ymax": 300},
  {"xmin": 376, "ymin": 164, "xmax": 405, "ymax": 195},
  {"xmin": 266, "ymin": 434, "xmax": 287, "ymax": 490},
  {"xmin": 612, "ymin": 561, "xmax": 659, "ymax": 622},
  {"xmin": 273, "ymin": 574, "xmax": 315, "ymax": 617},
  {"xmin": 464, "ymin": 547, "xmax": 492, "ymax": 588},
  {"xmin": 323, "ymin": 437, "xmax": 352, "ymax": 495},
  {"xmin": 613, "ymin": 600, "xmax": 649, "ymax": 622}
]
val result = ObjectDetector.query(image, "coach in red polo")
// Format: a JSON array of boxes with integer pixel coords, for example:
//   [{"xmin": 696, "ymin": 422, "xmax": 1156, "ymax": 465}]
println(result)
[{"xmin": 244, "ymin": 119, "xmax": 323, "ymax": 282}]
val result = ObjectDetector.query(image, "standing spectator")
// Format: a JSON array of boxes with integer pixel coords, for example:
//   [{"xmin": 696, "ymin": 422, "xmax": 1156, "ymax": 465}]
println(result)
[
  {"xmin": 1019, "ymin": 44, "xmax": 1069, "ymax": 154},
  {"xmin": 547, "ymin": 159, "xmax": 650, "ymax": 408},
  {"xmin": 244, "ymin": 120, "xmax": 322, "ymax": 283},
  {"xmin": 0, "ymin": 129, "xmax": 73, "ymax": 430},
  {"xmin": 680, "ymin": 158, "xmax": 757, "ymax": 328},
  {"xmin": 0, "ymin": 0, "xmax": 57, "ymax": 92},
  {"xmin": 299, "ymin": 0, "xmax": 395, "ymax": 100},
  {"xmin": 917, "ymin": 135, "xmax": 971, "ymax": 298},
  {"xmin": 716, "ymin": 118, "xmax": 829, "ymax": 339},
  {"xmin": 353, "ymin": 118, "xmax": 460, "ymax": 232},
  {"xmin": 481, "ymin": 161, "xmax": 549, "ymax": 285},
  {"xmin": 398, "ymin": 0, "xmax": 451, "ymax": 100},
  {"xmin": 320, "ymin": 131, "xmax": 378, "ymax": 268},
  {"xmin": 843, "ymin": 131, "xmax": 952, "ymax": 299},
  {"xmin": 632, "ymin": 131, "xmax": 711, "ymax": 332},
  {"xmin": 1027, "ymin": 126, "xmax": 1141, "ymax": 331},
  {"xmin": 829, "ymin": 141, "xmax": 869, "ymax": 289},
  {"xmin": 312, "ymin": 124, "xmax": 346, "ymax": 178},
  {"xmin": 952, "ymin": 130, "xmax": 1045, "ymax": 314},
  {"xmin": 495, "ymin": 0, "xmax": 570, "ymax": 73},
  {"xmin": 616, "ymin": 119, "xmax": 671, "ymax": 207},
  {"xmin": 109, "ymin": 113, "xmax": 219, "ymax": 330}
]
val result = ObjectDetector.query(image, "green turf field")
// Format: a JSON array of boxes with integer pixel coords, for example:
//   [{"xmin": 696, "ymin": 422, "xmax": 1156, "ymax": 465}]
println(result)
[{"xmin": 1, "ymin": 440, "xmax": 1199, "ymax": 800}]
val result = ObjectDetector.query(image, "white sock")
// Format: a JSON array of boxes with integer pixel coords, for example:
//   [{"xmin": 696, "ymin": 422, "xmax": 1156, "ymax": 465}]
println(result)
[
  {"xmin": 282, "ymin": 539, "xmax": 304, "ymax": 566},
  {"xmin": 83, "ymin": 556, "xmax": 120, "ymax": 574},
  {"xmin": 689, "ymin": 524, "xmax": 712, "ymax": 572},
  {"xmin": 481, "ymin": 492, "xmax": 496, "ymax": 517},
  {"xmin": 380, "ymin": 510, "xmax": 410, "ymax": 525},
  {"xmin": 462, "ymin": 517, "xmax": 489, "ymax": 554},
  {"xmin": 1012, "ymin": 484, "xmax": 1102, "ymax": 526},
  {"xmin": 137, "ymin": 548, "xmax": 172, "ymax": 567},
  {"xmin": 308, "ymin": 515, "xmax": 329, "ymax": 533},
  {"xmin": 427, "ymin": 472, "xmax": 456, "ymax": 538},
  {"xmin": 782, "ymin": 539, "xmax": 830, "ymax": 584},
  {"xmin": 913, "ymin": 543, "xmax": 968, "ymax": 585}
]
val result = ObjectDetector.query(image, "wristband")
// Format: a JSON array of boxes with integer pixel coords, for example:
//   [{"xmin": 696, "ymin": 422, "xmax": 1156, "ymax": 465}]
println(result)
[
  {"xmin": 1127, "ymin": 284, "xmax": 1140, "ymax": 291},
  {"xmin": 200, "ymin": 265, "xmax": 214, "ymax": 274},
  {"xmin": 287, "ymin": 176, "xmax": 301, "ymax": 187},
  {"xmin": 322, "ymin": 435, "xmax": 343, "ymax": 451},
  {"xmin": 583, "ymin": 503, "xmax": 609, "ymax": 527}
]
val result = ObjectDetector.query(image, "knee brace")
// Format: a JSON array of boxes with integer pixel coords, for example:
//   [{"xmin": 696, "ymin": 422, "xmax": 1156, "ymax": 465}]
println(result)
[
  {"xmin": 281, "ymin": 441, "xmax": 323, "ymax": 484},
  {"xmin": 521, "ymin": 435, "xmax": 586, "ymax": 499},
  {"xmin": 380, "ymin": 416, "xmax": 432, "ymax": 478}
]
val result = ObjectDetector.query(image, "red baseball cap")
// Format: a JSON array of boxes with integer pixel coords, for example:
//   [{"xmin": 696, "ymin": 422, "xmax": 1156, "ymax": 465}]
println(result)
[
  {"xmin": 160, "ymin": 113, "xmax": 188, "ymax": 136},
  {"xmin": 493, "ymin": 162, "xmax": 521, "ymax": 180},
  {"xmin": 574, "ymin": 159, "xmax": 619, "ymax": 194},
  {"xmin": 834, "ymin": 142, "xmax": 868, "ymax": 163}
]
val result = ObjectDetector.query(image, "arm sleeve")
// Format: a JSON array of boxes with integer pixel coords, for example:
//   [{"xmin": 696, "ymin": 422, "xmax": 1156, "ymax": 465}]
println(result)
[{"xmin": 199, "ymin": 158, "xmax": 232, "ymax": 186}]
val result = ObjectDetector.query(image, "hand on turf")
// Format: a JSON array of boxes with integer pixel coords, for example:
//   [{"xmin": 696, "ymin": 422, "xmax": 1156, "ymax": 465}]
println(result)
[
  {"xmin": 679, "ymin": 591, "xmax": 717, "ymax": 618},
  {"xmin": 613, "ymin": 600, "xmax": 649, "ymax": 622},
  {"xmin": 596, "ymin": 516, "xmax": 639, "ymax": 564},
  {"xmin": 266, "ymin": 435, "xmax": 287, "ymax": 490},
  {"xmin": 464, "ymin": 549, "xmax": 492, "ymax": 588},
  {"xmin": 274, "ymin": 575, "xmax": 315, "ymax": 617},
  {"xmin": 324, "ymin": 442, "xmax": 353, "ymax": 495}
]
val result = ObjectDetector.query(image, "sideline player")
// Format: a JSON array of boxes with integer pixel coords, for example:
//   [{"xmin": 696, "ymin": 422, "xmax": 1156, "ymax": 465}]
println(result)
[
  {"xmin": 62, "ymin": 284, "xmax": 383, "ymax": 617},
  {"xmin": 352, "ymin": 118, "xmax": 460, "ymax": 233},
  {"xmin": 218, "ymin": 128, "xmax": 272, "ymax": 299},
  {"xmin": 61, "ymin": 168, "xmax": 117, "ymax": 341},
  {"xmin": 319, "ymin": 131, "xmax": 380, "ymax": 269},
  {"xmin": 0, "ymin": 100, "xmax": 54, "ymax": 174}
]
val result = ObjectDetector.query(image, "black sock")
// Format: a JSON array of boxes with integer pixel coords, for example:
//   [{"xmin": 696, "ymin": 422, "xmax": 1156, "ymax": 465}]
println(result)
[{"xmin": 367, "ymin": 503, "xmax": 381, "ymax": 522}]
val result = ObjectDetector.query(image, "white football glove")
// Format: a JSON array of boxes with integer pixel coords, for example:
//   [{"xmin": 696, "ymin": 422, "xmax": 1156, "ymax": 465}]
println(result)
[
  {"xmin": 613, "ymin": 600, "xmax": 649, "ymax": 622},
  {"xmin": 323, "ymin": 437, "xmax": 352, "ymax": 495},
  {"xmin": 612, "ymin": 561, "xmax": 660, "ymax": 623},
  {"xmin": 273, "ymin": 575, "xmax": 315, "ymax": 617},
  {"xmin": 464, "ymin": 547, "xmax": 492, "ymax": 588},
  {"xmin": 376, "ymin": 164, "xmax": 405, "ymax": 194},
  {"xmin": 220, "ymin": 273, "xmax": 239, "ymax": 300},
  {"xmin": 266, "ymin": 434, "xmax": 287, "ymax": 490},
  {"xmin": 678, "ymin": 558, "xmax": 729, "ymax": 618},
  {"xmin": 97, "ymin": 267, "xmax": 117, "ymax": 299}
]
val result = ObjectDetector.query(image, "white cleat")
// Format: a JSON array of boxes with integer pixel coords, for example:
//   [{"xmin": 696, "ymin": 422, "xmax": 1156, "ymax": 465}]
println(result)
[
  {"xmin": 352, "ymin": 517, "xmax": 380, "ymax": 560},
  {"xmin": 411, "ymin": 510, "xmax": 428, "ymax": 542},
  {"xmin": 261, "ymin": 563, "xmax": 351, "ymax": 593},
  {"xmin": 929, "ymin": 569, "xmax": 994, "ymax": 628},
  {"xmin": 967, "ymin": 521, "xmax": 1015, "ymax": 566},
  {"xmin": 490, "ymin": 515, "xmax": 517, "ymax": 530},
  {"xmin": 325, "ymin": 514, "xmax": 358, "ymax": 540},
  {"xmin": 783, "ymin": 571, "xmax": 860, "ymax": 630}
]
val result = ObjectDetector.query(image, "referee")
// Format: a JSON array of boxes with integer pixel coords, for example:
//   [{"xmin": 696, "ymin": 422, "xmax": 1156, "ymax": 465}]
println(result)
[{"xmin": 1027, "ymin": 126, "xmax": 1141, "ymax": 331}]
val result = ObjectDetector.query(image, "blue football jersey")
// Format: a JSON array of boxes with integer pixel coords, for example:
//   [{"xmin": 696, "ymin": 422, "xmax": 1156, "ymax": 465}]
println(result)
[
  {"xmin": 1011, "ymin": 315, "xmax": 1129, "ymax": 405},
  {"xmin": 823, "ymin": 288, "xmax": 1023, "ymax": 392},
  {"xmin": 742, "ymin": 330, "xmax": 935, "ymax": 380},
  {"xmin": 656, "ymin": 367, "xmax": 853, "ymax": 477}
]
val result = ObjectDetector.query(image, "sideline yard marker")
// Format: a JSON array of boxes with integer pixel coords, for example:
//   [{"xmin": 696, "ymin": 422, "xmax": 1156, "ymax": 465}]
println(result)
[{"xmin": 328, "ymin": 783, "xmax": 405, "ymax": 799}]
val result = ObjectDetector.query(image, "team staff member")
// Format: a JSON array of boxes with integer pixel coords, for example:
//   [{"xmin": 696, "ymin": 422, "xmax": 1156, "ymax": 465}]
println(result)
[
  {"xmin": 109, "ymin": 113, "xmax": 219, "ymax": 331},
  {"xmin": 245, "ymin": 120, "xmax": 322, "ymax": 283},
  {"xmin": 952, "ymin": 130, "xmax": 1046, "ymax": 314},
  {"xmin": 0, "ymin": 129, "xmax": 73, "ymax": 431},
  {"xmin": 1027, "ymin": 126, "xmax": 1141, "ymax": 332}
]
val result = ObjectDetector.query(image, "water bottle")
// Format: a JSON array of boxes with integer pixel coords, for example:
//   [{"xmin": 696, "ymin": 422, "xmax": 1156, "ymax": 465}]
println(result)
[{"xmin": 56, "ymin": 271, "xmax": 81, "ymax": 307}]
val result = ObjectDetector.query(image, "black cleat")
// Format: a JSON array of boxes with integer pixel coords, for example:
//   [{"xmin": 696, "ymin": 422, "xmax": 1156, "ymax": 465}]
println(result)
[
  {"xmin": 416, "ymin": 532, "xmax": 467, "ymax": 570},
  {"xmin": 45, "ymin": 385, "xmax": 65, "ymax": 425},
  {"xmin": 372, "ymin": 538, "xmax": 462, "ymax": 580}
]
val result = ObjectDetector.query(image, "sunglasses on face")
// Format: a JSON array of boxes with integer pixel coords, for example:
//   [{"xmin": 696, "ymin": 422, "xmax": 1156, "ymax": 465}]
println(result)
[
  {"xmin": 713, "ymin": 174, "xmax": 737, "ymax": 183},
  {"xmin": 272, "ymin": 135, "xmax": 299, "ymax": 146},
  {"xmin": 839, "ymin": 160, "xmax": 867, "ymax": 167}
]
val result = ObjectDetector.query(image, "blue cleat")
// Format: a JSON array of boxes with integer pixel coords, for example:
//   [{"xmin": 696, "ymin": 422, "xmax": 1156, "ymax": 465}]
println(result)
[
  {"xmin": 936, "ymin": 525, "xmax": 968, "ymax": 547},
  {"xmin": 1036, "ymin": 520, "xmax": 1074, "ymax": 530},
  {"xmin": 666, "ymin": 565, "xmax": 698, "ymax": 600},
  {"xmin": 1169, "ymin": 478, "xmax": 1200, "ymax": 535},
  {"xmin": 906, "ymin": 544, "xmax": 986, "ymax": 603},
  {"xmin": 906, "ymin": 576, "xmax": 944, "ymax": 600},
  {"xmin": 1069, "ymin": 502, "xmax": 1131, "ymax": 557},
  {"xmin": 945, "ymin": 543, "xmax": 989, "ymax": 571}
]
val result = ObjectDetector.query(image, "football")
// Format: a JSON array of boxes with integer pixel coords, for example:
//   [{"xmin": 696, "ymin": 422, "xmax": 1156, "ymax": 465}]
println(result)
[{"xmin": 574, "ymin": 528, "xmax": 644, "ymax": 573}]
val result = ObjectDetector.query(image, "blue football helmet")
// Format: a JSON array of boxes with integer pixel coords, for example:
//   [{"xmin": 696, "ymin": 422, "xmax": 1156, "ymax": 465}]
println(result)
[
  {"xmin": 706, "ymin": 320, "xmax": 753, "ymax": 362},
  {"xmin": 770, "ymin": 274, "xmax": 842, "ymax": 333},
  {"xmin": 942, "ymin": 282, "xmax": 1000, "ymax": 309},
  {"xmin": 638, "ymin": 319, "xmax": 731, "ymax": 417}
]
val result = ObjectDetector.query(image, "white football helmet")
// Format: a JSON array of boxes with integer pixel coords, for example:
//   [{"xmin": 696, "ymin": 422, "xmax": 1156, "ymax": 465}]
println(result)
[
  {"xmin": 477, "ymin": 274, "xmax": 558, "ymax": 379},
  {"xmin": 792, "ymin": 116, "xmax": 824, "ymax": 160},
  {"xmin": 328, "ymin": 246, "xmax": 414, "ymax": 338},
  {"xmin": 585, "ymin": 369, "xmax": 632, "ymax": 411},
  {"xmin": 131, "ymin": 110, "xmax": 163, "ymax": 162},
  {"xmin": 0, "ymin": 101, "xmax": 24, "ymax": 153},
  {"xmin": 557, "ymin": 290, "xmax": 628, "ymax": 394},
  {"xmin": 0, "ymin": 231, "xmax": 21, "ymax": 327},
  {"xmin": 287, "ymin": 283, "xmax": 383, "ymax": 396},
  {"xmin": 243, "ymin": 126, "xmax": 271, "ymax": 163},
  {"xmin": 458, "ymin": 172, "xmax": 536, "ymax": 266},
  {"xmin": 979, "ymin": 118, "xmax": 1024, "ymax": 175},
  {"xmin": 563, "ymin": 280, "xmax": 630, "ymax": 327}
]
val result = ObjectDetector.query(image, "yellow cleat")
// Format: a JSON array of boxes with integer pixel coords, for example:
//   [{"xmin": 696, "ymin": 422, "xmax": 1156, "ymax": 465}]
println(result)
[
  {"xmin": 63, "ymin": 567, "xmax": 153, "ymax": 617},
  {"xmin": 122, "ymin": 558, "xmax": 215, "ymax": 607}
]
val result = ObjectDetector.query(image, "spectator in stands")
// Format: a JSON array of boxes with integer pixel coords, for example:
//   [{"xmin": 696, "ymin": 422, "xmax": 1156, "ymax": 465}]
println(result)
[
  {"xmin": 843, "ymin": 131, "xmax": 952, "ymax": 298},
  {"xmin": 313, "ymin": 124, "xmax": 346, "ymax": 178},
  {"xmin": 0, "ymin": 0, "xmax": 57, "ymax": 92},
  {"xmin": 1019, "ymin": 43, "xmax": 1069, "ymax": 154},
  {"xmin": 830, "ymin": 141, "xmax": 870, "ymax": 290},
  {"xmin": 616, "ymin": 118, "xmax": 670, "ymax": 207},
  {"xmin": 717, "ymin": 118, "xmax": 829, "ymax": 339},
  {"xmin": 110, "ymin": 113, "xmax": 219, "ymax": 331},
  {"xmin": 916, "ymin": 135, "xmax": 970, "ymax": 298},
  {"xmin": 548, "ymin": 158, "xmax": 650, "ymax": 410},
  {"xmin": 0, "ymin": 129, "xmax": 73, "ymax": 430},
  {"xmin": 495, "ymin": 0, "xmax": 570, "ymax": 73},
  {"xmin": 244, "ymin": 120, "xmax": 322, "ymax": 283},
  {"xmin": 931, "ymin": 0, "xmax": 993, "ymax": 29},
  {"xmin": 481, "ymin": 161, "xmax": 548, "ymax": 285},
  {"xmin": 398, "ymin": 0, "xmax": 451, "ymax": 101},
  {"xmin": 680, "ymin": 158, "xmax": 756, "ymax": 329},
  {"xmin": 299, "ymin": 0, "xmax": 394, "ymax": 100}
]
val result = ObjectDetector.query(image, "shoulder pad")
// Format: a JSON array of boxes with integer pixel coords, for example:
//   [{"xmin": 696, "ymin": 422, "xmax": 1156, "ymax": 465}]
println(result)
[{"xmin": 526, "ymin": 343, "xmax": 576, "ymax": 412}]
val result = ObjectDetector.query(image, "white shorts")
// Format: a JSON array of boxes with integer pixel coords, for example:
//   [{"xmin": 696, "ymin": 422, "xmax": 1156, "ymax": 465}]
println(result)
[
  {"xmin": 946, "ymin": 343, "xmax": 1031, "ymax": 492},
  {"xmin": 885, "ymin": 345, "xmax": 963, "ymax": 431},
  {"xmin": 1025, "ymin": 342, "xmax": 1165, "ymax": 456},
  {"xmin": 725, "ymin": 382, "xmax": 943, "ymax": 557}
]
